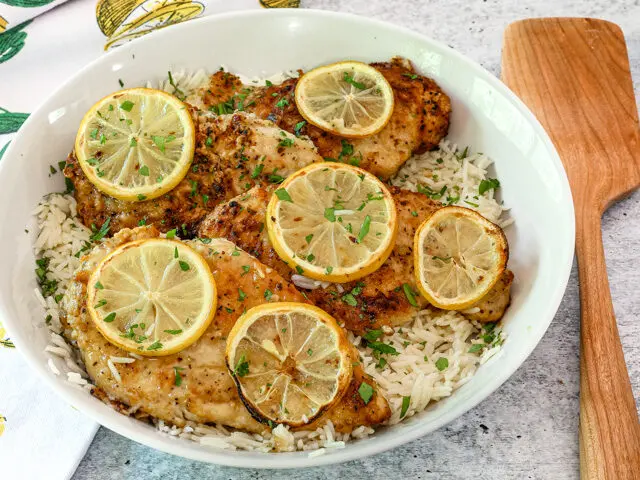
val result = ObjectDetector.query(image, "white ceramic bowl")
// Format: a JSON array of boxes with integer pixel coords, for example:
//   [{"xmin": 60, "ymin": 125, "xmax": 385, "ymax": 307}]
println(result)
[{"xmin": 0, "ymin": 9, "xmax": 575, "ymax": 468}]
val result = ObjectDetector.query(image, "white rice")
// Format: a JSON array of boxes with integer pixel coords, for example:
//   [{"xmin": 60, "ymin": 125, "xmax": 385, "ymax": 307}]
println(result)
[
  {"xmin": 33, "ymin": 71, "xmax": 508, "ymax": 454},
  {"xmin": 391, "ymin": 140, "xmax": 512, "ymax": 228}
]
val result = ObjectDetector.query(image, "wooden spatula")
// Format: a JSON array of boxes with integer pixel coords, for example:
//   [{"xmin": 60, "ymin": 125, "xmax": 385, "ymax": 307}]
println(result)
[{"xmin": 502, "ymin": 18, "xmax": 640, "ymax": 479}]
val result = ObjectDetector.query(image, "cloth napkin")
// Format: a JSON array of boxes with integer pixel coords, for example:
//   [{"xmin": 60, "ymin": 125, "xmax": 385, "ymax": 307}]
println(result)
[{"xmin": 0, "ymin": 0, "xmax": 298, "ymax": 478}]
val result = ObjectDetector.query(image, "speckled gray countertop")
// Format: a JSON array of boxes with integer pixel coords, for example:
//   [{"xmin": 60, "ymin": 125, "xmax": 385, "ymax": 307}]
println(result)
[{"xmin": 73, "ymin": 1, "xmax": 640, "ymax": 479}]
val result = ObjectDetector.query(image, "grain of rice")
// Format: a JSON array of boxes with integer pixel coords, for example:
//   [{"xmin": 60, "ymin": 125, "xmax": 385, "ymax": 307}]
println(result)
[
  {"xmin": 107, "ymin": 359, "xmax": 122, "ymax": 383},
  {"xmin": 48, "ymin": 358, "xmax": 60, "ymax": 375},
  {"xmin": 110, "ymin": 356, "xmax": 135, "ymax": 364}
]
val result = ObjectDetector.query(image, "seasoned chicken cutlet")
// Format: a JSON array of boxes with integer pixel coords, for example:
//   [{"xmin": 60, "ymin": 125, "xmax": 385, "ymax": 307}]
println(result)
[
  {"xmin": 198, "ymin": 186, "xmax": 513, "ymax": 333},
  {"xmin": 63, "ymin": 227, "xmax": 390, "ymax": 433},
  {"xmin": 202, "ymin": 57, "xmax": 451, "ymax": 179},
  {"xmin": 64, "ymin": 111, "xmax": 321, "ymax": 236}
]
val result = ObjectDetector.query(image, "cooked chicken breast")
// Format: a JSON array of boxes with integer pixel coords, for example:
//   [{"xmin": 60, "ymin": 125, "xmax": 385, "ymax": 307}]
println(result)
[
  {"xmin": 63, "ymin": 227, "xmax": 390, "ymax": 433},
  {"xmin": 198, "ymin": 186, "xmax": 513, "ymax": 333},
  {"xmin": 63, "ymin": 111, "xmax": 321, "ymax": 237},
  {"xmin": 202, "ymin": 57, "xmax": 451, "ymax": 179}
]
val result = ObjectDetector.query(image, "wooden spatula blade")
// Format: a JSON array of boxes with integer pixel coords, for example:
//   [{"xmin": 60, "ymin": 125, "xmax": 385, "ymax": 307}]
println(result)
[{"xmin": 502, "ymin": 18, "xmax": 640, "ymax": 480}]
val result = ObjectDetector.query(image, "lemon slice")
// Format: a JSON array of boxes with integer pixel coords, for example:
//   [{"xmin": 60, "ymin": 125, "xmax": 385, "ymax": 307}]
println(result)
[
  {"xmin": 414, "ymin": 206, "xmax": 508, "ymax": 310},
  {"xmin": 86, "ymin": 238, "xmax": 216, "ymax": 356},
  {"xmin": 295, "ymin": 61, "xmax": 394, "ymax": 138},
  {"xmin": 266, "ymin": 162, "xmax": 397, "ymax": 283},
  {"xmin": 75, "ymin": 87, "xmax": 195, "ymax": 202},
  {"xmin": 225, "ymin": 302, "xmax": 353, "ymax": 427}
]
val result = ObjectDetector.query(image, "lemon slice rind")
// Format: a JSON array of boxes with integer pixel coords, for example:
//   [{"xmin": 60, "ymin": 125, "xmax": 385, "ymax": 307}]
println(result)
[
  {"xmin": 86, "ymin": 237, "xmax": 216, "ymax": 356},
  {"xmin": 75, "ymin": 87, "xmax": 195, "ymax": 202},
  {"xmin": 413, "ymin": 206, "xmax": 508, "ymax": 310},
  {"xmin": 266, "ymin": 162, "xmax": 398, "ymax": 283},
  {"xmin": 295, "ymin": 61, "xmax": 395, "ymax": 138},
  {"xmin": 225, "ymin": 302, "xmax": 353, "ymax": 427}
]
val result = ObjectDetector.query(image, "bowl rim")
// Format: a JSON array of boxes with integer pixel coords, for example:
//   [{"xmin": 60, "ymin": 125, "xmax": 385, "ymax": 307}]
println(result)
[{"xmin": 0, "ymin": 8, "xmax": 575, "ymax": 468}]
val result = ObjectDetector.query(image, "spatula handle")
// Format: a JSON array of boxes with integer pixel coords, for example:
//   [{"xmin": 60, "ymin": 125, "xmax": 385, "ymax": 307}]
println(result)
[{"xmin": 577, "ymin": 211, "xmax": 640, "ymax": 480}]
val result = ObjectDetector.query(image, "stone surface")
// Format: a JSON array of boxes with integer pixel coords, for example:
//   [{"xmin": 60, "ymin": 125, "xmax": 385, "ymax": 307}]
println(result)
[{"xmin": 73, "ymin": 1, "xmax": 640, "ymax": 479}]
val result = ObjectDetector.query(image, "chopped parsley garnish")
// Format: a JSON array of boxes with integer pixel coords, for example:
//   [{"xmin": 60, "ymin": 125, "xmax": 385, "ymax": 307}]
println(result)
[
  {"xmin": 411, "ymin": 211, "xmax": 418, "ymax": 217},
  {"xmin": 151, "ymin": 135, "xmax": 167, "ymax": 153},
  {"xmin": 464, "ymin": 200, "xmax": 480, "ymax": 208},
  {"xmin": 402, "ymin": 283, "xmax": 419, "ymax": 307},
  {"xmin": 205, "ymin": 136, "xmax": 213, "ymax": 147},
  {"xmin": 94, "ymin": 299, "xmax": 107, "ymax": 308},
  {"xmin": 173, "ymin": 366, "xmax": 184, "ymax": 386},
  {"xmin": 357, "ymin": 215, "xmax": 371, "ymax": 243},
  {"xmin": 268, "ymin": 169, "xmax": 285, "ymax": 183},
  {"xmin": 138, "ymin": 165, "xmax": 149, "ymax": 176},
  {"xmin": 457, "ymin": 146, "xmax": 469, "ymax": 160},
  {"xmin": 118, "ymin": 79, "xmax": 124, "ymax": 87},
  {"xmin": 358, "ymin": 382, "xmax": 374, "ymax": 405},
  {"xmin": 265, "ymin": 80, "xmax": 273, "ymax": 87},
  {"xmin": 103, "ymin": 312, "xmax": 116, "ymax": 323},
  {"xmin": 324, "ymin": 207, "xmax": 336, "ymax": 222},
  {"xmin": 305, "ymin": 234, "xmax": 313, "ymax": 244},
  {"xmin": 178, "ymin": 261, "xmax": 190, "ymax": 271},
  {"xmin": 435, "ymin": 357, "xmax": 449, "ymax": 371},
  {"xmin": 251, "ymin": 164, "xmax": 264, "ymax": 179},
  {"xmin": 400, "ymin": 396, "xmax": 411, "ymax": 417},
  {"xmin": 368, "ymin": 341, "xmax": 399, "ymax": 356},
  {"xmin": 174, "ymin": 247, "xmax": 179, "ymax": 259},
  {"xmin": 275, "ymin": 188, "xmax": 292, "ymax": 202},
  {"xmin": 202, "ymin": 194, "xmax": 209, "ymax": 205},
  {"xmin": 279, "ymin": 137, "xmax": 294, "ymax": 147},
  {"xmin": 295, "ymin": 266, "xmax": 304, "ymax": 275},
  {"xmin": 238, "ymin": 288, "xmax": 247, "ymax": 301},
  {"xmin": 235, "ymin": 355, "xmax": 249, "ymax": 377},
  {"xmin": 479, "ymin": 178, "xmax": 500, "ymax": 195},
  {"xmin": 341, "ymin": 293, "xmax": 357, "ymax": 306},
  {"xmin": 64, "ymin": 177, "xmax": 75, "ymax": 194},
  {"xmin": 402, "ymin": 73, "xmax": 418, "ymax": 80},
  {"xmin": 166, "ymin": 229, "xmax": 177, "ymax": 239},
  {"xmin": 264, "ymin": 289, "xmax": 273, "ymax": 301},
  {"xmin": 241, "ymin": 265, "xmax": 250, "ymax": 276},
  {"xmin": 137, "ymin": 194, "xmax": 146, "ymax": 201},
  {"xmin": 363, "ymin": 329, "xmax": 383, "ymax": 342},
  {"xmin": 90, "ymin": 218, "xmax": 111, "ymax": 242},
  {"xmin": 94, "ymin": 281, "xmax": 104, "ymax": 290},
  {"xmin": 164, "ymin": 329, "xmax": 183, "ymax": 335},
  {"xmin": 417, "ymin": 184, "xmax": 447, "ymax": 200},
  {"xmin": 120, "ymin": 101, "xmax": 134, "ymax": 112},
  {"xmin": 325, "ymin": 266, "xmax": 333, "ymax": 274},
  {"xmin": 432, "ymin": 256, "xmax": 451, "ymax": 262},
  {"xmin": 275, "ymin": 98, "xmax": 289, "ymax": 108},
  {"xmin": 147, "ymin": 341, "xmax": 163, "ymax": 351},
  {"xmin": 129, "ymin": 137, "xmax": 138, "ymax": 147},
  {"xmin": 468, "ymin": 344, "xmax": 484, "ymax": 353},
  {"xmin": 89, "ymin": 128, "xmax": 98, "ymax": 140},
  {"xmin": 294, "ymin": 121, "xmax": 306, "ymax": 136},
  {"xmin": 167, "ymin": 71, "xmax": 186, "ymax": 100},
  {"xmin": 343, "ymin": 72, "xmax": 365, "ymax": 89}
]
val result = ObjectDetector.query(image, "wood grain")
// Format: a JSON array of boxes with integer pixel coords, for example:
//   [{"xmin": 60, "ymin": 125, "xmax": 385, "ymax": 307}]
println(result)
[{"xmin": 501, "ymin": 18, "xmax": 640, "ymax": 480}]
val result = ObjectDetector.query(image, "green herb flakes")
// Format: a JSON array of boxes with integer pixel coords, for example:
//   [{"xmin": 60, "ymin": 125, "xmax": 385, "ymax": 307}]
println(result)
[
  {"xmin": 402, "ymin": 283, "xmax": 419, "ymax": 307},
  {"xmin": 235, "ymin": 354, "xmax": 249, "ymax": 377},
  {"xmin": 435, "ymin": 357, "xmax": 449, "ymax": 371},
  {"xmin": 275, "ymin": 188, "xmax": 293, "ymax": 203},
  {"xmin": 358, "ymin": 382, "xmax": 374, "ymax": 405},
  {"xmin": 120, "ymin": 101, "xmax": 134, "ymax": 112},
  {"xmin": 400, "ymin": 396, "xmax": 411, "ymax": 417}
]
